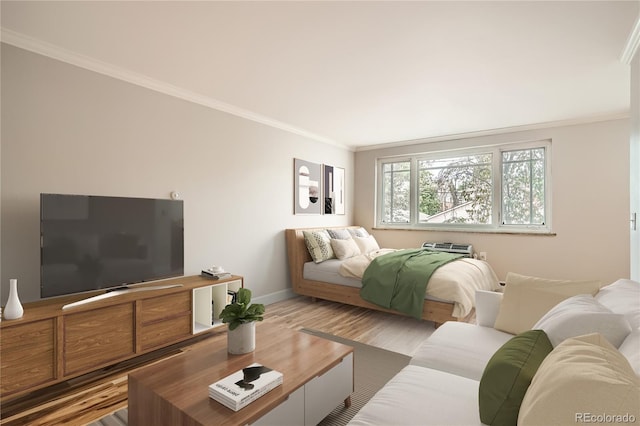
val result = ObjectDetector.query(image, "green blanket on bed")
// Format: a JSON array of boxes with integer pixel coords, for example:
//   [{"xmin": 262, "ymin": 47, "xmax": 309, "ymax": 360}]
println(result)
[{"xmin": 360, "ymin": 249, "xmax": 464, "ymax": 319}]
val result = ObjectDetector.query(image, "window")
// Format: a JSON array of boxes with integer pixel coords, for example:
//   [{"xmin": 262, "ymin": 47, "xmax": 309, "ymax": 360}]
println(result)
[
  {"xmin": 501, "ymin": 148, "xmax": 546, "ymax": 226},
  {"xmin": 377, "ymin": 141, "xmax": 551, "ymax": 233},
  {"xmin": 381, "ymin": 161, "xmax": 411, "ymax": 223}
]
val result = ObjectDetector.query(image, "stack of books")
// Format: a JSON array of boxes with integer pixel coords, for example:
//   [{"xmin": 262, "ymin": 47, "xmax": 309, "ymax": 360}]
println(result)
[
  {"xmin": 201, "ymin": 269, "xmax": 232, "ymax": 280},
  {"xmin": 209, "ymin": 364, "xmax": 283, "ymax": 411}
]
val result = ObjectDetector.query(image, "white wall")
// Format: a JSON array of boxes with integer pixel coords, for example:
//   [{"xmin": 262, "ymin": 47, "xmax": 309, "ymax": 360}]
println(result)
[
  {"xmin": 354, "ymin": 119, "xmax": 630, "ymax": 285},
  {"xmin": 630, "ymin": 48, "xmax": 640, "ymax": 281},
  {"xmin": 1, "ymin": 44, "xmax": 354, "ymax": 304}
]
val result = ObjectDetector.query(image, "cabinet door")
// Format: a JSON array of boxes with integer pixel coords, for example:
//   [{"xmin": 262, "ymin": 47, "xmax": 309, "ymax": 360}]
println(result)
[
  {"xmin": 252, "ymin": 386, "xmax": 304, "ymax": 426},
  {"xmin": 64, "ymin": 303, "xmax": 135, "ymax": 376},
  {"xmin": 139, "ymin": 291, "xmax": 192, "ymax": 350},
  {"xmin": 141, "ymin": 291, "xmax": 191, "ymax": 324},
  {"xmin": 140, "ymin": 315, "xmax": 191, "ymax": 351},
  {"xmin": 305, "ymin": 353, "xmax": 353, "ymax": 425},
  {"xmin": 0, "ymin": 319, "xmax": 56, "ymax": 396}
]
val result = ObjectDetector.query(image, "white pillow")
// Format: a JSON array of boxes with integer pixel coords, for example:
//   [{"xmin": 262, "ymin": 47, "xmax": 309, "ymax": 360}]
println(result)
[
  {"xmin": 354, "ymin": 235, "xmax": 380, "ymax": 254},
  {"xmin": 533, "ymin": 294, "xmax": 632, "ymax": 348},
  {"xmin": 347, "ymin": 227, "xmax": 370, "ymax": 238},
  {"xmin": 518, "ymin": 333, "xmax": 640, "ymax": 426},
  {"xmin": 494, "ymin": 273, "xmax": 602, "ymax": 335},
  {"xmin": 330, "ymin": 238, "xmax": 361, "ymax": 260},
  {"xmin": 475, "ymin": 290, "xmax": 503, "ymax": 327},
  {"xmin": 618, "ymin": 328, "xmax": 640, "ymax": 376},
  {"xmin": 595, "ymin": 279, "xmax": 640, "ymax": 329}
]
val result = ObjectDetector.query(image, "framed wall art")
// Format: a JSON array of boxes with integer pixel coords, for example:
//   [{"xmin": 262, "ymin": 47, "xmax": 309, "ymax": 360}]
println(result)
[
  {"xmin": 294, "ymin": 159, "xmax": 322, "ymax": 215},
  {"xmin": 323, "ymin": 164, "xmax": 345, "ymax": 215}
]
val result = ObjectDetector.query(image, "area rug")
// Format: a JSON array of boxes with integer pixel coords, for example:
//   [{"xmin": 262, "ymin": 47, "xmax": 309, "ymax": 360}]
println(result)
[
  {"xmin": 304, "ymin": 329, "xmax": 411, "ymax": 426},
  {"xmin": 88, "ymin": 329, "xmax": 410, "ymax": 426}
]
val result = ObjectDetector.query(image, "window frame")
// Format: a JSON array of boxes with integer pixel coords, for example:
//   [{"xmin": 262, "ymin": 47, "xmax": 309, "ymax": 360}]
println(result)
[{"xmin": 375, "ymin": 140, "xmax": 552, "ymax": 234}]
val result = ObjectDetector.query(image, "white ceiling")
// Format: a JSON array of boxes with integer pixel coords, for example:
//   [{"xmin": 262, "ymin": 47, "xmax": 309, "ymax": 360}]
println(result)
[{"xmin": 1, "ymin": 1, "xmax": 638, "ymax": 150}]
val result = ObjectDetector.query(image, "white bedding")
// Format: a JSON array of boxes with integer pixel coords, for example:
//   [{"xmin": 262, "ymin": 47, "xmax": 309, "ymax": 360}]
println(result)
[{"xmin": 305, "ymin": 249, "xmax": 500, "ymax": 318}]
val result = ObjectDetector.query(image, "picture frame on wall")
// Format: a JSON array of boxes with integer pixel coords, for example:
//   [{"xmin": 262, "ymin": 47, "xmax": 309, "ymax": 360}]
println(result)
[
  {"xmin": 294, "ymin": 159, "xmax": 322, "ymax": 215},
  {"xmin": 323, "ymin": 164, "xmax": 345, "ymax": 215},
  {"xmin": 334, "ymin": 166, "xmax": 345, "ymax": 215}
]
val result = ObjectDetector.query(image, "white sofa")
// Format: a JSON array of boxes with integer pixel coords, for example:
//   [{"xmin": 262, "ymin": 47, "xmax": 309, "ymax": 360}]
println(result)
[{"xmin": 349, "ymin": 278, "xmax": 640, "ymax": 426}]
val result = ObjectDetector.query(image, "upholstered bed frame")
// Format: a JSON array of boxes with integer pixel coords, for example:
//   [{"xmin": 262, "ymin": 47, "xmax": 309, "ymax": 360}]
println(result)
[{"xmin": 285, "ymin": 226, "xmax": 464, "ymax": 326}]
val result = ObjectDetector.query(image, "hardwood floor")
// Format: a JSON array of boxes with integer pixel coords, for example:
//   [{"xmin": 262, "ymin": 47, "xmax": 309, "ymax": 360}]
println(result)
[
  {"xmin": 266, "ymin": 296, "xmax": 439, "ymax": 356},
  {"xmin": 0, "ymin": 296, "xmax": 443, "ymax": 426}
]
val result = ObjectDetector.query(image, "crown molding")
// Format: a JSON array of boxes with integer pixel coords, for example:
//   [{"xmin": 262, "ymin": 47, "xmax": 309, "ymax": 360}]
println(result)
[
  {"xmin": 621, "ymin": 13, "xmax": 640, "ymax": 65},
  {"xmin": 1, "ymin": 28, "xmax": 351, "ymax": 151},
  {"xmin": 354, "ymin": 112, "xmax": 630, "ymax": 152}
]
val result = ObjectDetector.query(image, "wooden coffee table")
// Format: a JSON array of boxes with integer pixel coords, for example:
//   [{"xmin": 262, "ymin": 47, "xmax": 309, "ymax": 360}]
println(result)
[{"xmin": 128, "ymin": 322, "xmax": 354, "ymax": 425}]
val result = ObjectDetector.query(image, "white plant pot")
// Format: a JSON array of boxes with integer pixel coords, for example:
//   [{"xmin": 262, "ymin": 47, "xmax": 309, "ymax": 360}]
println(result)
[{"xmin": 227, "ymin": 322, "xmax": 256, "ymax": 354}]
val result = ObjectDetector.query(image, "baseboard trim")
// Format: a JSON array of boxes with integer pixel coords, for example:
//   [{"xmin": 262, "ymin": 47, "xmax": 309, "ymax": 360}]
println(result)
[{"xmin": 253, "ymin": 289, "xmax": 296, "ymax": 306}]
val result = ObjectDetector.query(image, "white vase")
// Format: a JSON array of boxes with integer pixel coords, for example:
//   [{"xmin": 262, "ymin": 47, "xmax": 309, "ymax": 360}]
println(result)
[
  {"xmin": 227, "ymin": 322, "xmax": 256, "ymax": 354},
  {"xmin": 4, "ymin": 279, "xmax": 24, "ymax": 320}
]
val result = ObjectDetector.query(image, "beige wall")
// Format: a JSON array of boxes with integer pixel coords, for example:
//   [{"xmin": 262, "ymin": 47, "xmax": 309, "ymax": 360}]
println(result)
[
  {"xmin": 354, "ymin": 119, "xmax": 630, "ymax": 285},
  {"xmin": 1, "ymin": 44, "xmax": 354, "ymax": 304}
]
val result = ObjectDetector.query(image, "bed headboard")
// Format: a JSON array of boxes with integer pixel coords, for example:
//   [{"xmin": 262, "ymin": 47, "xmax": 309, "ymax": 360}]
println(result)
[{"xmin": 285, "ymin": 226, "xmax": 361, "ymax": 289}]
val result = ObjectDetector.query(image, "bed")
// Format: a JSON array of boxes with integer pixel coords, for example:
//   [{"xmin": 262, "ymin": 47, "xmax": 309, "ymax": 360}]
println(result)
[{"xmin": 285, "ymin": 226, "xmax": 500, "ymax": 326}]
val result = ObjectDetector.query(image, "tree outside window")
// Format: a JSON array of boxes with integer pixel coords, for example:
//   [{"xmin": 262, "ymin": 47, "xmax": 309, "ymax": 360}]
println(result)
[
  {"xmin": 501, "ymin": 148, "xmax": 546, "ymax": 226},
  {"xmin": 418, "ymin": 154, "xmax": 492, "ymax": 225}
]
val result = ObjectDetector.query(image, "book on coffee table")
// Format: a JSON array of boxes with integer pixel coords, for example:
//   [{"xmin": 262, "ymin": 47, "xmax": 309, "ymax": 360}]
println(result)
[{"xmin": 209, "ymin": 363, "xmax": 283, "ymax": 411}]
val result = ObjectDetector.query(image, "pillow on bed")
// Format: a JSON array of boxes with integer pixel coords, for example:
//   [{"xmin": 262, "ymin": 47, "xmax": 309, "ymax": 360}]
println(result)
[
  {"xmin": 348, "ymin": 227, "xmax": 370, "ymax": 238},
  {"xmin": 327, "ymin": 228, "xmax": 353, "ymax": 240},
  {"xmin": 303, "ymin": 230, "xmax": 335, "ymax": 263},
  {"xmin": 354, "ymin": 235, "xmax": 380, "ymax": 254},
  {"xmin": 330, "ymin": 238, "xmax": 361, "ymax": 260}
]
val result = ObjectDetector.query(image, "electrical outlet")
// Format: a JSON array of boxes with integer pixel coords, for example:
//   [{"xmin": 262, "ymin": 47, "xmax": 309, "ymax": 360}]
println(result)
[{"xmin": 479, "ymin": 252, "xmax": 487, "ymax": 261}]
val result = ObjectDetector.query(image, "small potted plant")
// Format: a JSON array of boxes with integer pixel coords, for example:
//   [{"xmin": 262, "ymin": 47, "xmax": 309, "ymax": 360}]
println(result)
[{"xmin": 219, "ymin": 288, "xmax": 265, "ymax": 354}]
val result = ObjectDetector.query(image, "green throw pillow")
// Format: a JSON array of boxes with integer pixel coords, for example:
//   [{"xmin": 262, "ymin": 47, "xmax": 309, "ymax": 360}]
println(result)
[{"xmin": 479, "ymin": 329, "xmax": 553, "ymax": 426}]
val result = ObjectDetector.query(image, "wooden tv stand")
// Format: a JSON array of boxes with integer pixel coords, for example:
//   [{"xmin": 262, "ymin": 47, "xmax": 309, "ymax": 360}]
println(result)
[{"xmin": 0, "ymin": 275, "xmax": 242, "ymax": 401}]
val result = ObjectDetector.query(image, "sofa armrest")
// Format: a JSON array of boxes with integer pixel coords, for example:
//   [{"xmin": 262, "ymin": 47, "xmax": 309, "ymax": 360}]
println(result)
[{"xmin": 475, "ymin": 290, "xmax": 503, "ymax": 327}]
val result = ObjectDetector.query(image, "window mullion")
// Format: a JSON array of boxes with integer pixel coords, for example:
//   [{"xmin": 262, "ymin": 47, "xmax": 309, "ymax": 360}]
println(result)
[
  {"xmin": 529, "ymin": 154, "xmax": 534, "ymax": 225},
  {"xmin": 410, "ymin": 157, "xmax": 417, "ymax": 225},
  {"xmin": 494, "ymin": 148, "xmax": 502, "ymax": 227},
  {"xmin": 389, "ymin": 167, "xmax": 395, "ymax": 223}
]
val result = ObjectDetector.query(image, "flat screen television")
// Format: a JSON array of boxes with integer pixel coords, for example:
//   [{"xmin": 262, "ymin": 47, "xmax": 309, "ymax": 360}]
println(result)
[{"xmin": 40, "ymin": 194, "xmax": 184, "ymax": 301}]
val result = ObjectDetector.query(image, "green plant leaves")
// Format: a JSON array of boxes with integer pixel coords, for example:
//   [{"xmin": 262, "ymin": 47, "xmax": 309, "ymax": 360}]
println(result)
[
  {"xmin": 236, "ymin": 288, "xmax": 252, "ymax": 305},
  {"xmin": 219, "ymin": 288, "xmax": 265, "ymax": 330}
]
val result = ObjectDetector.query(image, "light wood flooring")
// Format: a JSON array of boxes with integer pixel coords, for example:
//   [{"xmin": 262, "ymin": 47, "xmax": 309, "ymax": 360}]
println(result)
[{"xmin": 0, "ymin": 296, "xmax": 445, "ymax": 426}]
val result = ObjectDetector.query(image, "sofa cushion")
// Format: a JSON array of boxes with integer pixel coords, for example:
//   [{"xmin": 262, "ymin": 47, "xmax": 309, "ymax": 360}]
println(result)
[
  {"xmin": 478, "ymin": 329, "xmax": 553, "ymax": 426},
  {"xmin": 533, "ymin": 294, "xmax": 631, "ymax": 347},
  {"xmin": 494, "ymin": 272, "xmax": 602, "ymax": 335},
  {"xmin": 348, "ymin": 365, "xmax": 483, "ymax": 426},
  {"xmin": 618, "ymin": 328, "xmax": 640, "ymax": 376},
  {"xmin": 411, "ymin": 321, "xmax": 512, "ymax": 381},
  {"xmin": 475, "ymin": 290, "xmax": 503, "ymax": 327},
  {"xmin": 303, "ymin": 230, "xmax": 334, "ymax": 263},
  {"xmin": 595, "ymin": 279, "xmax": 640, "ymax": 329},
  {"xmin": 518, "ymin": 333, "xmax": 640, "ymax": 425}
]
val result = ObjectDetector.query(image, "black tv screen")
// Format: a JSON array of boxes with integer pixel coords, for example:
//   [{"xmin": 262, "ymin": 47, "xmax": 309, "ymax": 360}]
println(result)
[{"xmin": 40, "ymin": 194, "xmax": 184, "ymax": 299}]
